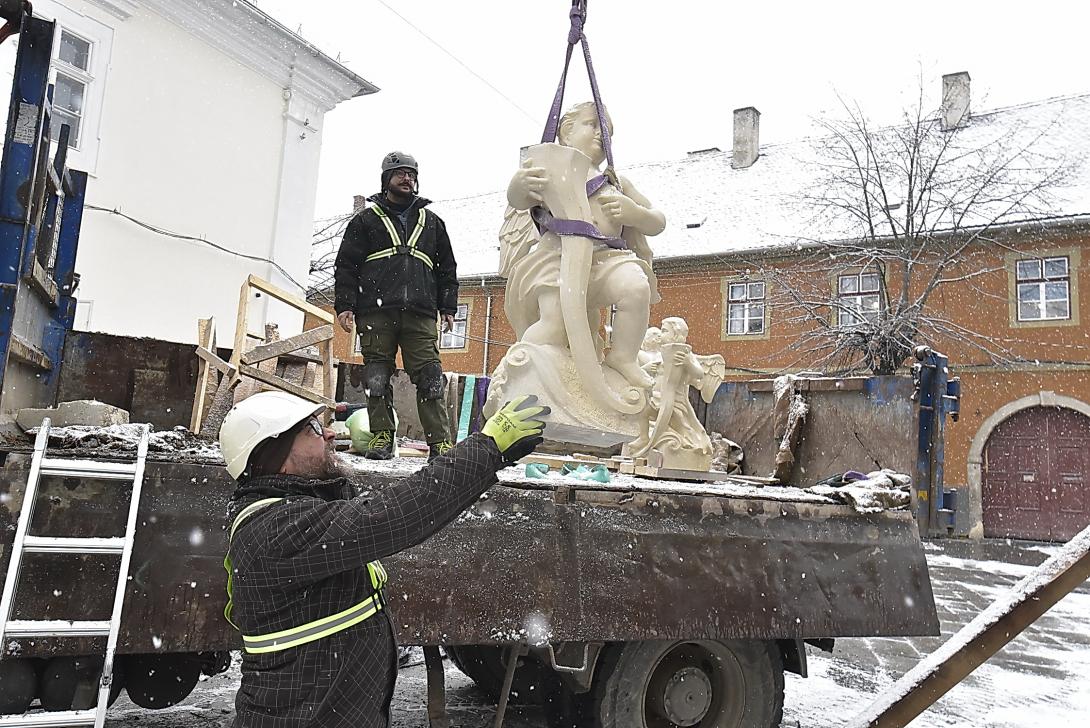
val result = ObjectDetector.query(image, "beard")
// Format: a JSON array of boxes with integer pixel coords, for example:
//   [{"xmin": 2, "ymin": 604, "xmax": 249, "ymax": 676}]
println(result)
[{"xmin": 321, "ymin": 450, "xmax": 354, "ymax": 480}]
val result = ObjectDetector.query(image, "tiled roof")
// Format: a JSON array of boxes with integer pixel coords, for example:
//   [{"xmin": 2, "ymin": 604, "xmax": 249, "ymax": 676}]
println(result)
[{"xmin": 310, "ymin": 92, "xmax": 1090, "ymax": 293}]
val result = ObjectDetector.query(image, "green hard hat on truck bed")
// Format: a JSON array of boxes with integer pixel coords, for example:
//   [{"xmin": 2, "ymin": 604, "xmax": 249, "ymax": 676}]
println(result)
[{"xmin": 381, "ymin": 151, "xmax": 418, "ymax": 173}]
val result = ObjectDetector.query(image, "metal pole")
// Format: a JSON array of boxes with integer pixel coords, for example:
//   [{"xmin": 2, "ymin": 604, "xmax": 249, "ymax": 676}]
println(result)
[{"xmin": 494, "ymin": 644, "xmax": 526, "ymax": 728}]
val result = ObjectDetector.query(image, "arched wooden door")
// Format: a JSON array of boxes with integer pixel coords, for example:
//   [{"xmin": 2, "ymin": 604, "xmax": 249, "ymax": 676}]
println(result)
[{"xmin": 982, "ymin": 406, "xmax": 1090, "ymax": 541}]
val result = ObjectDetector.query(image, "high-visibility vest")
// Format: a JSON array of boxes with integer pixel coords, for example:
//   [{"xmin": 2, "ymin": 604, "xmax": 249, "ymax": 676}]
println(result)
[
  {"xmin": 364, "ymin": 206, "xmax": 434, "ymax": 269},
  {"xmin": 223, "ymin": 497, "xmax": 388, "ymax": 654}
]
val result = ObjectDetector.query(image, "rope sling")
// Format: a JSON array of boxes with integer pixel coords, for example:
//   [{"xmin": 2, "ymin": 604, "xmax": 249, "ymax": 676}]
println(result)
[{"xmin": 530, "ymin": 0, "xmax": 628, "ymax": 249}]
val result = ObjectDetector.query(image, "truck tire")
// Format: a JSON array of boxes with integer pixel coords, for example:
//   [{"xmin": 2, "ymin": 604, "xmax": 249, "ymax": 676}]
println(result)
[
  {"xmin": 592, "ymin": 640, "xmax": 784, "ymax": 728},
  {"xmin": 444, "ymin": 645, "xmax": 550, "ymax": 705},
  {"xmin": 123, "ymin": 653, "xmax": 201, "ymax": 709},
  {"xmin": 0, "ymin": 658, "xmax": 37, "ymax": 714},
  {"xmin": 39, "ymin": 656, "xmax": 123, "ymax": 711}
]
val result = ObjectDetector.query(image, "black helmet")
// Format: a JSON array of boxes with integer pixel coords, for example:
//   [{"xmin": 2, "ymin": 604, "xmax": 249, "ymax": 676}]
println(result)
[{"xmin": 381, "ymin": 151, "xmax": 418, "ymax": 174}]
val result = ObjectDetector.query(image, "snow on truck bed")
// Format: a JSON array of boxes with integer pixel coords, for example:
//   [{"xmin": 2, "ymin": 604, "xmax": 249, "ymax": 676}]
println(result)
[{"xmin": 5, "ymin": 424, "xmax": 912, "ymax": 514}]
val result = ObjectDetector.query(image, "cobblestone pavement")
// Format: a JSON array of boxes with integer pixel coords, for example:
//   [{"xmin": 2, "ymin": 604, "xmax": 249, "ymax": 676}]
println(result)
[{"xmin": 99, "ymin": 539, "xmax": 1088, "ymax": 727}]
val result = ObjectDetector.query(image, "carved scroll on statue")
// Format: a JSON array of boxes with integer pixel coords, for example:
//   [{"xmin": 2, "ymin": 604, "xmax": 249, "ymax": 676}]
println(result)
[{"xmin": 522, "ymin": 142, "xmax": 643, "ymax": 415}]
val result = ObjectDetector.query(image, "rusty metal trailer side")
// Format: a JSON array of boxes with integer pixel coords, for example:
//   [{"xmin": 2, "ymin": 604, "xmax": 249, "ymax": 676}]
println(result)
[{"xmin": 0, "ymin": 455, "xmax": 937, "ymax": 659}]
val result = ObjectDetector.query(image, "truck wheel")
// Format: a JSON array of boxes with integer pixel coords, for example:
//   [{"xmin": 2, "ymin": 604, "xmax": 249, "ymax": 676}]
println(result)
[
  {"xmin": 444, "ymin": 645, "xmax": 550, "ymax": 705},
  {"xmin": 39, "ymin": 656, "xmax": 124, "ymax": 711},
  {"xmin": 593, "ymin": 640, "xmax": 784, "ymax": 728},
  {"xmin": 123, "ymin": 653, "xmax": 201, "ymax": 709},
  {"xmin": 0, "ymin": 659, "xmax": 37, "ymax": 714}
]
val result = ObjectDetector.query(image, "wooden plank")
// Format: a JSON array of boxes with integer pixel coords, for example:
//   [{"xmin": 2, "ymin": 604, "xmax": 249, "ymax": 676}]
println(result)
[
  {"xmin": 302, "ymin": 361, "xmax": 317, "ymax": 390},
  {"xmin": 633, "ymin": 465, "xmax": 733, "ymax": 483},
  {"xmin": 230, "ymin": 278, "xmax": 251, "ymax": 382},
  {"xmin": 199, "ymin": 374, "xmax": 239, "ymax": 438},
  {"xmin": 280, "ymin": 346, "xmax": 323, "ymax": 364},
  {"xmin": 240, "ymin": 325, "xmax": 334, "ymax": 365},
  {"xmin": 239, "ymin": 364, "xmax": 334, "ymax": 407},
  {"xmin": 282, "ymin": 362, "xmax": 308, "ymax": 387},
  {"xmin": 190, "ymin": 318, "xmax": 216, "ymax": 432},
  {"xmin": 195, "ymin": 346, "xmax": 234, "ymax": 376},
  {"xmin": 321, "ymin": 337, "xmax": 334, "ymax": 410},
  {"xmin": 247, "ymin": 274, "xmax": 335, "ymax": 323}
]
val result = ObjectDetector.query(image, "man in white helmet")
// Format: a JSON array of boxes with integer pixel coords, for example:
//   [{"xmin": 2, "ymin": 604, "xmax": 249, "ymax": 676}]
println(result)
[{"xmin": 219, "ymin": 390, "xmax": 548, "ymax": 728}]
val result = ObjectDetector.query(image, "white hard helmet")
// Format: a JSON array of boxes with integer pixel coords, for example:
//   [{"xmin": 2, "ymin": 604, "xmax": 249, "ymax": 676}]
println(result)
[{"xmin": 218, "ymin": 391, "xmax": 324, "ymax": 479}]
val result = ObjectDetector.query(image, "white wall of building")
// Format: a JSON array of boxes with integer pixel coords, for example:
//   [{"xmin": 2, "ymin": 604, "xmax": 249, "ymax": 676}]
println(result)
[{"xmin": 0, "ymin": 0, "xmax": 374, "ymax": 345}]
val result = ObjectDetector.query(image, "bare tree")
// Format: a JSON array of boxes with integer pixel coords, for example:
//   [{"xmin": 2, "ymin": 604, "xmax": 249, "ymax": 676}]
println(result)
[{"xmin": 754, "ymin": 84, "xmax": 1071, "ymax": 375}]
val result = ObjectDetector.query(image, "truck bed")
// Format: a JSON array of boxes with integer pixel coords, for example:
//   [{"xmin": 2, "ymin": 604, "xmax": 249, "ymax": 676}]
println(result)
[{"xmin": 0, "ymin": 443, "xmax": 938, "ymax": 658}]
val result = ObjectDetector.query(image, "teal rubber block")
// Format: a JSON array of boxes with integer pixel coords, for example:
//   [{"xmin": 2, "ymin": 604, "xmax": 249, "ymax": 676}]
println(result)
[{"xmin": 524, "ymin": 462, "xmax": 550, "ymax": 479}]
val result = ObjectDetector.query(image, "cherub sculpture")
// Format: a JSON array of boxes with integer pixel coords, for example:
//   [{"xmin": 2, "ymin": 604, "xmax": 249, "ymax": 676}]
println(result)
[
  {"xmin": 486, "ymin": 102, "xmax": 666, "ymax": 432},
  {"xmin": 625, "ymin": 317, "xmax": 727, "ymax": 471}
]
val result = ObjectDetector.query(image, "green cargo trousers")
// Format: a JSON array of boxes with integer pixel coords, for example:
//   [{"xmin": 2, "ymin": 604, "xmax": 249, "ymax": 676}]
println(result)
[{"xmin": 356, "ymin": 309, "xmax": 451, "ymax": 445}]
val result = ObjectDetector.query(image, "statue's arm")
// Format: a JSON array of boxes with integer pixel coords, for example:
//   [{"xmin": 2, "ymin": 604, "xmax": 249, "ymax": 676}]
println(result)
[
  {"xmin": 619, "ymin": 176, "xmax": 666, "ymax": 237},
  {"xmin": 507, "ymin": 160, "xmax": 549, "ymax": 211}
]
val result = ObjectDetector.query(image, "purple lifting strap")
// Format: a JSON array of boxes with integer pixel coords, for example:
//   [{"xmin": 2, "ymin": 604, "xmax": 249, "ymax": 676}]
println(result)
[
  {"xmin": 533, "ymin": 2, "xmax": 627, "ymax": 250},
  {"xmin": 532, "ymin": 207, "xmax": 627, "ymax": 250},
  {"xmin": 541, "ymin": 1, "xmax": 615, "ymax": 174}
]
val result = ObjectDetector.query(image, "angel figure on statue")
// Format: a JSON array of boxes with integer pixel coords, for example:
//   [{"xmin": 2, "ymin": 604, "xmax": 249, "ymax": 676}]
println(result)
[{"xmin": 625, "ymin": 317, "xmax": 727, "ymax": 471}]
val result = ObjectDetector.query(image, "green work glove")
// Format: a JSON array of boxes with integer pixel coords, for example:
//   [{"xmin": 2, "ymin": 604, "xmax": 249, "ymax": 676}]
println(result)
[{"xmin": 482, "ymin": 395, "xmax": 550, "ymax": 463}]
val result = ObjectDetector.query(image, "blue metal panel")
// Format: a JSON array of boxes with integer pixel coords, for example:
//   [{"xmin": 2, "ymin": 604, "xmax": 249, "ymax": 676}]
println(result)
[
  {"xmin": 0, "ymin": 16, "xmax": 53, "ymax": 378},
  {"xmin": 913, "ymin": 348, "xmax": 962, "ymax": 537},
  {"xmin": 40, "ymin": 169, "xmax": 87, "ymax": 392},
  {"xmin": 0, "ymin": 14, "xmax": 88, "ymax": 409}
]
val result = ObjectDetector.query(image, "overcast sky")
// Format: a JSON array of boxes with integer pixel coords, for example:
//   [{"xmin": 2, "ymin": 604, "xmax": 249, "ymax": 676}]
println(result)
[{"xmin": 251, "ymin": 0, "xmax": 1090, "ymax": 220}]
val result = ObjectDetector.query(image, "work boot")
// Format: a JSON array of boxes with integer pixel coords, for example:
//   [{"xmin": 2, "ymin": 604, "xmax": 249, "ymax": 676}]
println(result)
[
  {"xmin": 365, "ymin": 430, "xmax": 395, "ymax": 460},
  {"xmin": 428, "ymin": 440, "xmax": 454, "ymax": 462}
]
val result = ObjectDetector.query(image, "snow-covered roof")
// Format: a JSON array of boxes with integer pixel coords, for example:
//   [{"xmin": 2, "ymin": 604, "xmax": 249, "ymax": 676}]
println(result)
[{"xmin": 310, "ymin": 93, "xmax": 1090, "ymax": 294}]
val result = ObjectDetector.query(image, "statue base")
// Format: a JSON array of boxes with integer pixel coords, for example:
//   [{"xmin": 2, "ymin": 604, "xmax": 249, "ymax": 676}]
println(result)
[{"xmin": 485, "ymin": 342, "xmax": 643, "ymax": 439}]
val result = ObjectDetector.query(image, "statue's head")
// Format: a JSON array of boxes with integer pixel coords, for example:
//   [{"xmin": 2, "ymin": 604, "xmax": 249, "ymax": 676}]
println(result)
[
  {"xmin": 642, "ymin": 326, "xmax": 663, "ymax": 352},
  {"xmin": 558, "ymin": 102, "xmax": 613, "ymax": 165},
  {"xmin": 661, "ymin": 317, "xmax": 689, "ymax": 344}
]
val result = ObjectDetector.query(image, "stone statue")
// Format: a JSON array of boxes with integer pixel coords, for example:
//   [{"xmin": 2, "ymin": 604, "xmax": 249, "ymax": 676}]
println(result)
[
  {"xmin": 486, "ymin": 102, "xmax": 666, "ymax": 435},
  {"xmin": 624, "ymin": 317, "xmax": 727, "ymax": 471}
]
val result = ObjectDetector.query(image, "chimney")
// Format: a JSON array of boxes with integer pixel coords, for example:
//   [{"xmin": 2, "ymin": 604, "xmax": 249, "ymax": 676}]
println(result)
[
  {"xmin": 941, "ymin": 72, "xmax": 971, "ymax": 131},
  {"xmin": 732, "ymin": 107, "xmax": 760, "ymax": 169},
  {"xmin": 353, "ymin": 194, "xmax": 367, "ymax": 211}
]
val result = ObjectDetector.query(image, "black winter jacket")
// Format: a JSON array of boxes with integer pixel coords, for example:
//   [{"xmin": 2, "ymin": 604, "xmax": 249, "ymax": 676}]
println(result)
[
  {"xmin": 225, "ymin": 433, "xmax": 506, "ymax": 728},
  {"xmin": 333, "ymin": 194, "xmax": 459, "ymax": 318}
]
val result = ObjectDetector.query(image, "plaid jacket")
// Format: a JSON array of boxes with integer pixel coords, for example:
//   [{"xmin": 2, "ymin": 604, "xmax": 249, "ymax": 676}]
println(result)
[{"xmin": 225, "ymin": 433, "xmax": 505, "ymax": 728}]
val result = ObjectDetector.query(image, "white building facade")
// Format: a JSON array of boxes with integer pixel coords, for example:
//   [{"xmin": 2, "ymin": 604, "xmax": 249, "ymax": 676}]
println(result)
[{"xmin": 1, "ymin": 0, "xmax": 376, "ymax": 343}]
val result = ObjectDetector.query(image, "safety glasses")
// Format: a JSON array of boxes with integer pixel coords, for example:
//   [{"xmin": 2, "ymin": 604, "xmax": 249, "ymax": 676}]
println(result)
[{"xmin": 305, "ymin": 417, "xmax": 324, "ymax": 437}]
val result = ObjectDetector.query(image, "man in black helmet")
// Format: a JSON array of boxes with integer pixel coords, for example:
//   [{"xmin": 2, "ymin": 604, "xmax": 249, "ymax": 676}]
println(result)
[{"xmin": 334, "ymin": 151, "xmax": 459, "ymax": 461}]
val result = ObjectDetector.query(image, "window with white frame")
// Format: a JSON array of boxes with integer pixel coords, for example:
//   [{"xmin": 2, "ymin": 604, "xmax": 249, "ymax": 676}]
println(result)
[
  {"xmin": 440, "ymin": 303, "xmax": 469, "ymax": 349},
  {"xmin": 33, "ymin": 1, "xmax": 113, "ymax": 172},
  {"xmin": 49, "ymin": 29, "xmax": 93, "ymax": 149},
  {"xmin": 837, "ymin": 271, "xmax": 881, "ymax": 327},
  {"xmin": 1016, "ymin": 256, "xmax": 1070, "ymax": 321},
  {"xmin": 726, "ymin": 281, "xmax": 766, "ymax": 335}
]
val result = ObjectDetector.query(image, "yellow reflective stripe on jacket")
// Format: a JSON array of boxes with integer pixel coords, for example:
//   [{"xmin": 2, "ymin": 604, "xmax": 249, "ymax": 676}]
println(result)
[
  {"xmin": 222, "ymin": 496, "xmax": 388, "ymax": 649},
  {"xmin": 367, "ymin": 560, "xmax": 388, "ymax": 591},
  {"xmin": 243, "ymin": 593, "xmax": 383, "ymax": 654},
  {"xmin": 364, "ymin": 207, "xmax": 432, "ymax": 268},
  {"xmin": 223, "ymin": 498, "xmax": 284, "ymax": 628}
]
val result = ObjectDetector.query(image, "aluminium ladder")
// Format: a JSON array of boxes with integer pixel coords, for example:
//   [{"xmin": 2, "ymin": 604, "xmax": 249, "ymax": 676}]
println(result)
[{"xmin": 0, "ymin": 418, "xmax": 150, "ymax": 728}]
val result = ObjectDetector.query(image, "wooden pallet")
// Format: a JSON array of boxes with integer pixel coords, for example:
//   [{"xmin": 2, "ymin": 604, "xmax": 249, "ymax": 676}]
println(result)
[{"xmin": 190, "ymin": 276, "xmax": 339, "ymax": 435}]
